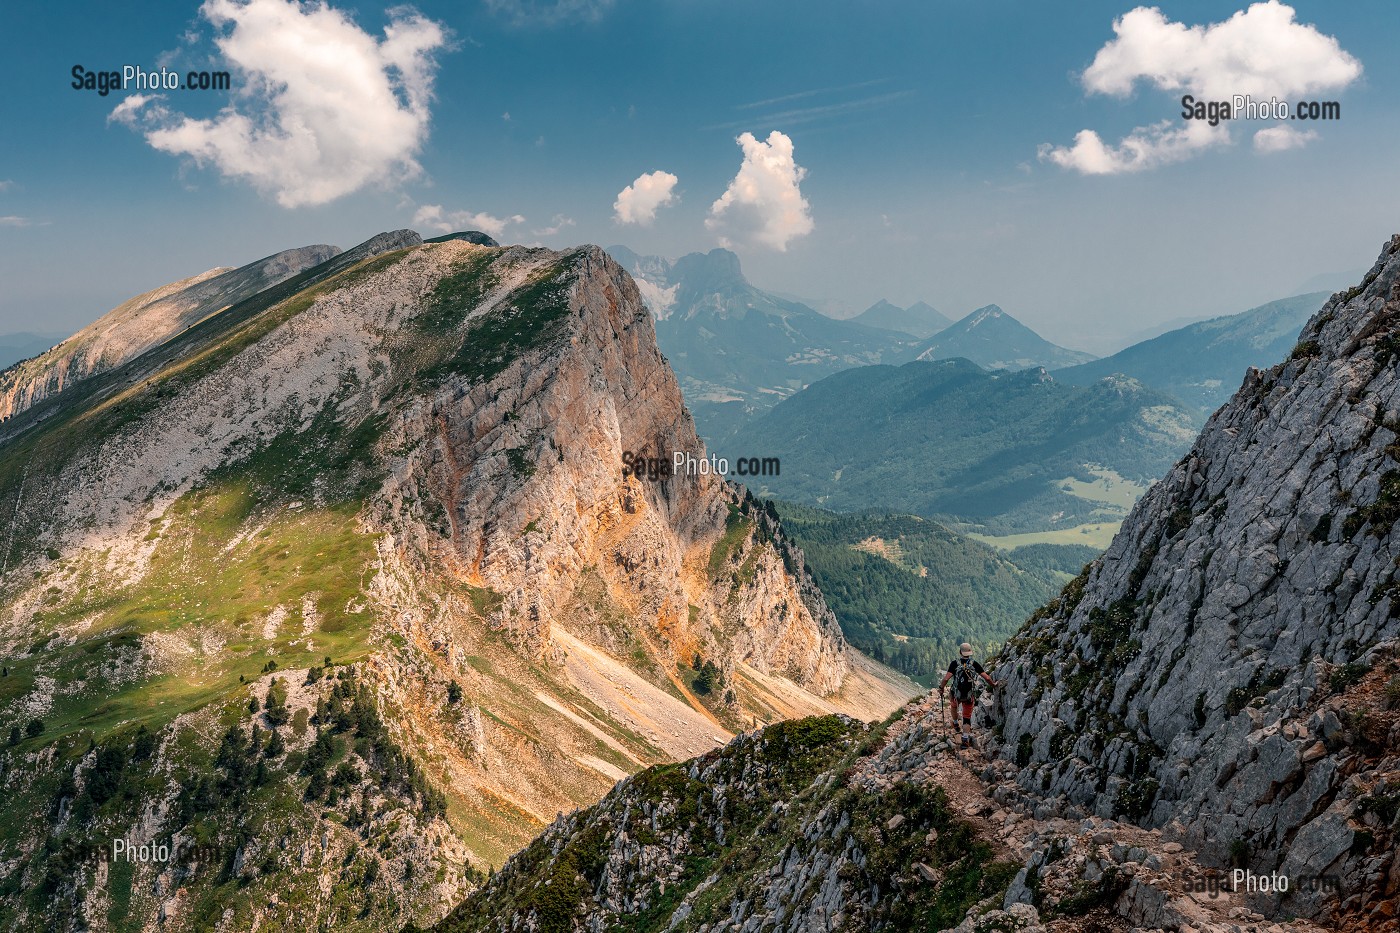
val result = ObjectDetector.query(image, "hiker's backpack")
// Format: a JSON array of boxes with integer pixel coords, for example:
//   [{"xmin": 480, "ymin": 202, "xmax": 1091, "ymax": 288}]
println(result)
[{"xmin": 954, "ymin": 657, "xmax": 978, "ymax": 694}]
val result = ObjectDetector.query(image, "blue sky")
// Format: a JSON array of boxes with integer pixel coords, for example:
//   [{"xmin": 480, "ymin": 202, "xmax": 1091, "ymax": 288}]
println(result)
[{"xmin": 2, "ymin": 0, "xmax": 1398, "ymax": 353}]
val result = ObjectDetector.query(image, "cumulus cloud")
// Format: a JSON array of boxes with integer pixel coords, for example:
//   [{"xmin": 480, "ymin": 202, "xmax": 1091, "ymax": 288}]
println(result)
[
  {"xmin": 613, "ymin": 171, "xmax": 679, "ymax": 226},
  {"xmin": 114, "ymin": 0, "xmax": 449, "ymax": 208},
  {"xmin": 1253, "ymin": 124, "xmax": 1317, "ymax": 153},
  {"xmin": 1043, "ymin": 2, "xmax": 1359, "ymax": 175},
  {"xmin": 484, "ymin": 0, "xmax": 614, "ymax": 27},
  {"xmin": 0, "ymin": 180, "xmax": 12, "ymax": 192},
  {"xmin": 706, "ymin": 131, "xmax": 813, "ymax": 251},
  {"xmin": 1082, "ymin": 2, "xmax": 1361, "ymax": 100},
  {"xmin": 412, "ymin": 204, "xmax": 524, "ymax": 239},
  {"xmin": 1040, "ymin": 120, "xmax": 1229, "ymax": 175}
]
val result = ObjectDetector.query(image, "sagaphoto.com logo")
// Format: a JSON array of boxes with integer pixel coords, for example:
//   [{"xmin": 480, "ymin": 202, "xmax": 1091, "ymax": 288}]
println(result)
[
  {"xmin": 72, "ymin": 64, "xmax": 230, "ymax": 97},
  {"xmin": 1180, "ymin": 93, "xmax": 1341, "ymax": 127}
]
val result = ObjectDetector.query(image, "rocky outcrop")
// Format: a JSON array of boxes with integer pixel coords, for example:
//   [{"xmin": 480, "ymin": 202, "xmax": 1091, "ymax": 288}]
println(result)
[
  {"xmin": 0, "ymin": 243, "xmax": 341, "ymax": 421},
  {"xmin": 992, "ymin": 235, "xmax": 1400, "ymax": 930},
  {"xmin": 376, "ymin": 244, "xmax": 848, "ymax": 691}
]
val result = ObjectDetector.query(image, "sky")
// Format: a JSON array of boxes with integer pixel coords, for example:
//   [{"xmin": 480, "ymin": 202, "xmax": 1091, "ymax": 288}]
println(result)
[{"xmin": 2, "ymin": 0, "xmax": 1398, "ymax": 354}]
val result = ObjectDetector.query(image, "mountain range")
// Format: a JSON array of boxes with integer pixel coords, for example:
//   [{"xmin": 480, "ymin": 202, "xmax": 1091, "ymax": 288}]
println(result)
[
  {"xmin": 0, "ymin": 231, "xmax": 914, "ymax": 930},
  {"xmin": 1054, "ymin": 291, "xmax": 1330, "ymax": 416},
  {"xmin": 719, "ymin": 358, "xmax": 1197, "ymax": 534},
  {"xmin": 606, "ymin": 245, "xmax": 915, "ymax": 442},
  {"xmin": 430, "ymin": 234, "xmax": 1400, "ymax": 933},
  {"xmin": 850, "ymin": 298, "xmax": 952, "ymax": 338}
]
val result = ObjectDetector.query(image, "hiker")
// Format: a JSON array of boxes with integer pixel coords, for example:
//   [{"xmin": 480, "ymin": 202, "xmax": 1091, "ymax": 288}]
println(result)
[{"xmin": 939, "ymin": 643, "xmax": 998, "ymax": 748}]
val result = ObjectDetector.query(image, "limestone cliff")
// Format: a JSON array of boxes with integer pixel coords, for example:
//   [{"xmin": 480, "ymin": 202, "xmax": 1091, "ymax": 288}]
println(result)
[
  {"xmin": 374, "ymin": 245, "xmax": 848, "ymax": 692},
  {"xmin": 993, "ymin": 235, "xmax": 1400, "ymax": 929}
]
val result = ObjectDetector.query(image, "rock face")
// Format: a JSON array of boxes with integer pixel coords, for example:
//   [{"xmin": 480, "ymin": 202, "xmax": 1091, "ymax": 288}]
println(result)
[
  {"xmin": 0, "ymin": 243, "xmax": 341, "ymax": 421},
  {"xmin": 373, "ymin": 243, "xmax": 850, "ymax": 690},
  {"xmin": 993, "ymin": 235, "xmax": 1400, "ymax": 929},
  {"xmin": 0, "ymin": 232, "xmax": 876, "ymax": 931}
]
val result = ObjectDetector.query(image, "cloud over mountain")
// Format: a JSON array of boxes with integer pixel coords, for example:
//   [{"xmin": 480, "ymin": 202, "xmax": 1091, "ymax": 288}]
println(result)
[
  {"xmin": 613, "ymin": 170, "xmax": 678, "ymax": 226},
  {"xmin": 413, "ymin": 204, "xmax": 524, "ymax": 238},
  {"xmin": 706, "ymin": 131, "xmax": 813, "ymax": 251}
]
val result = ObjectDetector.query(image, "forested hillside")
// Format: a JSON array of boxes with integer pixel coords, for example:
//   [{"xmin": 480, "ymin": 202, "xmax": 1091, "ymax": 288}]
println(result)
[{"xmin": 773, "ymin": 502, "xmax": 1097, "ymax": 680}]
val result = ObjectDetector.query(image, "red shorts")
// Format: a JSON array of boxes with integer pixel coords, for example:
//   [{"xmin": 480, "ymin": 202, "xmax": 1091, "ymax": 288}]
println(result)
[{"xmin": 956, "ymin": 697, "xmax": 973, "ymax": 719}]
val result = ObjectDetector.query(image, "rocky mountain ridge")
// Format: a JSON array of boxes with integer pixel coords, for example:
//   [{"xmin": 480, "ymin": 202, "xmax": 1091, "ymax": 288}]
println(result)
[
  {"xmin": 0, "ymin": 243, "xmax": 341, "ymax": 422},
  {"xmin": 992, "ymin": 235, "xmax": 1400, "ymax": 930},
  {"xmin": 427, "ymin": 236, "xmax": 1400, "ymax": 933},
  {"xmin": 0, "ymin": 232, "xmax": 909, "ymax": 930}
]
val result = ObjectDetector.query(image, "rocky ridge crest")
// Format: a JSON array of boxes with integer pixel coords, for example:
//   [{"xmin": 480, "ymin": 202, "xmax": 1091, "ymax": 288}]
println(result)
[
  {"xmin": 0, "ymin": 243, "xmax": 341, "ymax": 422},
  {"xmin": 993, "ymin": 235, "xmax": 1400, "ymax": 929}
]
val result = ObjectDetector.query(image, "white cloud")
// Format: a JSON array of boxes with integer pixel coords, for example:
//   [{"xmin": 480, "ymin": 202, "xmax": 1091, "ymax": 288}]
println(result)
[
  {"xmin": 1039, "ymin": 120, "xmax": 1228, "ymax": 175},
  {"xmin": 613, "ymin": 171, "xmax": 679, "ymax": 226},
  {"xmin": 0, "ymin": 179, "xmax": 12, "ymax": 192},
  {"xmin": 107, "ymin": 93, "xmax": 157, "ymax": 127},
  {"xmin": 1082, "ymin": 2, "xmax": 1360, "ymax": 100},
  {"xmin": 0, "ymin": 216, "xmax": 32, "ymax": 228},
  {"xmin": 1044, "ymin": 2, "xmax": 1359, "ymax": 175},
  {"xmin": 114, "ymin": 0, "xmax": 449, "ymax": 208},
  {"xmin": 484, "ymin": 0, "xmax": 614, "ymax": 27},
  {"xmin": 532, "ymin": 214, "xmax": 575, "ymax": 237},
  {"xmin": 413, "ymin": 204, "xmax": 524, "ymax": 239},
  {"xmin": 1253, "ymin": 124, "xmax": 1318, "ymax": 153},
  {"xmin": 706, "ymin": 131, "xmax": 813, "ymax": 251}
]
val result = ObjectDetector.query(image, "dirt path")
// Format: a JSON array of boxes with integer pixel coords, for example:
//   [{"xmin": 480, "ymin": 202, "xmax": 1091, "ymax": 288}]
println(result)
[{"xmin": 852, "ymin": 693, "xmax": 1331, "ymax": 933}]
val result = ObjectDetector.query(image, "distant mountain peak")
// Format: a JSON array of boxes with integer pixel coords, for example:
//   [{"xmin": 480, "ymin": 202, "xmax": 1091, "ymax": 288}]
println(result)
[
  {"xmin": 910, "ymin": 304, "xmax": 1094, "ymax": 371},
  {"xmin": 959, "ymin": 304, "xmax": 1009, "ymax": 329},
  {"xmin": 852, "ymin": 298, "xmax": 951, "ymax": 339},
  {"xmin": 672, "ymin": 246, "xmax": 743, "ymax": 280}
]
